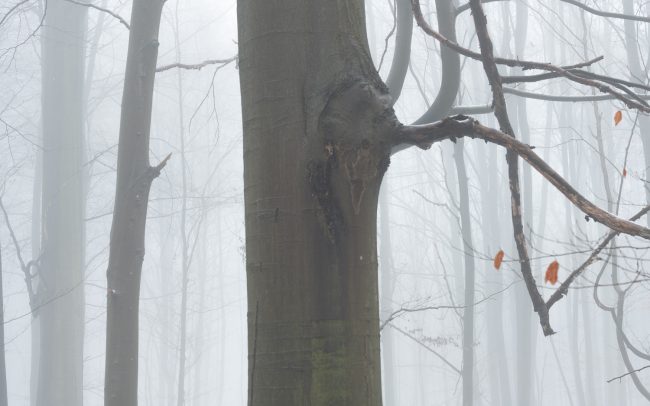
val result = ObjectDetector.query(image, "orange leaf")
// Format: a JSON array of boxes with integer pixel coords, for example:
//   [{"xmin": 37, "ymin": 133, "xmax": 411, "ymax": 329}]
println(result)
[
  {"xmin": 614, "ymin": 110, "xmax": 623, "ymax": 126},
  {"xmin": 493, "ymin": 250, "xmax": 505, "ymax": 270},
  {"xmin": 623, "ymin": 167, "xmax": 628, "ymax": 177},
  {"xmin": 545, "ymin": 260, "xmax": 559, "ymax": 285}
]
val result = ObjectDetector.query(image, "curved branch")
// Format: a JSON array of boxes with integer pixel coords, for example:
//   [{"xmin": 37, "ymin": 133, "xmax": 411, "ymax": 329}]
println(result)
[
  {"xmin": 503, "ymin": 87, "xmax": 650, "ymax": 103},
  {"xmin": 413, "ymin": 0, "xmax": 461, "ymax": 125},
  {"xmin": 559, "ymin": 0, "xmax": 650, "ymax": 23},
  {"xmin": 457, "ymin": 0, "xmax": 650, "ymax": 23},
  {"xmin": 397, "ymin": 116, "xmax": 650, "ymax": 240},
  {"xmin": 411, "ymin": 0, "xmax": 650, "ymax": 113},
  {"xmin": 385, "ymin": 0, "xmax": 413, "ymax": 104},
  {"xmin": 503, "ymin": 70, "xmax": 650, "ymax": 93},
  {"xmin": 63, "ymin": 0, "xmax": 130, "ymax": 30},
  {"xmin": 546, "ymin": 205, "xmax": 650, "ymax": 308}
]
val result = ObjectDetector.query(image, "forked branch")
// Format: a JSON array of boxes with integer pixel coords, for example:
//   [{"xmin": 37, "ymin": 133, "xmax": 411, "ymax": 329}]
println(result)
[
  {"xmin": 397, "ymin": 117, "xmax": 650, "ymax": 241},
  {"xmin": 411, "ymin": 0, "xmax": 650, "ymax": 113},
  {"xmin": 397, "ymin": 115, "xmax": 650, "ymax": 334}
]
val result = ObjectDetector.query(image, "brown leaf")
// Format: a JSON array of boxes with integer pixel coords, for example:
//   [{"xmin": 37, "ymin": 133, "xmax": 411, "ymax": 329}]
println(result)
[
  {"xmin": 545, "ymin": 260, "xmax": 559, "ymax": 285},
  {"xmin": 623, "ymin": 167, "xmax": 628, "ymax": 177},
  {"xmin": 614, "ymin": 110, "xmax": 623, "ymax": 126},
  {"xmin": 493, "ymin": 250, "xmax": 505, "ymax": 270}
]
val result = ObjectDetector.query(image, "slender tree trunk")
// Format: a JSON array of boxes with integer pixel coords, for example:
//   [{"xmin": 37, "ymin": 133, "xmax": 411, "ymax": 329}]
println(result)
[
  {"xmin": 38, "ymin": 0, "xmax": 88, "ymax": 404},
  {"xmin": 104, "ymin": 0, "xmax": 166, "ymax": 404},
  {"xmin": 30, "ymin": 148, "xmax": 41, "ymax": 406},
  {"xmin": 480, "ymin": 142, "xmax": 512, "ymax": 406},
  {"xmin": 174, "ymin": 9, "xmax": 190, "ymax": 405},
  {"xmin": 0, "ymin": 244, "xmax": 7, "ymax": 406},
  {"xmin": 238, "ymin": 1, "xmax": 398, "ymax": 403},
  {"xmin": 379, "ymin": 184, "xmax": 396, "ymax": 406},
  {"xmin": 455, "ymin": 139, "xmax": 476, "ymax": 406},
  {"xmin": 622, "ymin": 0, "xmax": 650, "ymax": 228},
  {"xmin": 158, "ymin": 214, "xmax": 176, "ymax": 406}
]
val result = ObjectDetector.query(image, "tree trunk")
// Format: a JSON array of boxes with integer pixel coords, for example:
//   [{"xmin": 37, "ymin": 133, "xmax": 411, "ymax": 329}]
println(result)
[
  {"xmin": 0, "ymin": 244, "xmax": 7, "ymax": 406},
  {"xmin": 174, "ymin": 10, "xmax": 190, "ymax": 406},
  {"xmin": 455, "ymin": 139, "xmax": 476, "ymax": 406},
  {"xmin": 622, "ymin": 0, "xmax": 650, "ymax": 228},
  {"xmin": 379, "ymin": 184, "xmax": 396, "ymax": 405},
  {"xmin": 238, "ymin": 1, "xmax": 398, "ymax": 403},
  {"xmin": 104, "ymin": 0, "xmax": 165, "ymax": 405},
  {"xmin": 37, "ymin": 0, "xmax": 87, "ymax": 404}
]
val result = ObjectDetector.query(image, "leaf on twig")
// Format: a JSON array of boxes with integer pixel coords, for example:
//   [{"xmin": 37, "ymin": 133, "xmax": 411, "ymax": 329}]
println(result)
[
  {"xmin": 614, "ymin": 110, "xmax": 623, "ymax": 126},
  {"xmin": 545, "ymin": 260, "xmax": 559, "ymax": 285},
  {"xmin": 493, "ymin": 250, "xmax": 505, "ymax": 270}
]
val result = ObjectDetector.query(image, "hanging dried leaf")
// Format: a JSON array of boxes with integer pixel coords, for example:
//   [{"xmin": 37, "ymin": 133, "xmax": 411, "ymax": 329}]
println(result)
[
  {"xmin": 545, "ymin": 260, "xmax": 559, "ymax": 285},
  {"xmin": 614, "ymin": 110, "xmax": 623, "ymax": 126},
  {"xmin": 493, "ymin": 250, "xmax": 505, "ymax": 270},
  {"xmin": 623, "ymin": 167, "xmax": 628, "ymax": 177}
]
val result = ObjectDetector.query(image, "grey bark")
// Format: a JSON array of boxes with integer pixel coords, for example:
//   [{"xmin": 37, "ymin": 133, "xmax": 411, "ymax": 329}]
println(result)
[
  {"xmin": 104, "ymin": 0, "xmax": 165, "ymax": 404},
  {"xmin": 510, "ymin": 2, "xmax": 536, "ymax": 403},
  {"xmin": 385, "ymin": 0, "xmax": 413, "ymax": 104},
  {"xmin": 379, "ymin": 185, "xmax": 397, "ymax": 405},
  {"xmin": 480, "ymin": 142, "xmax": 512, "ymax": 406},
  {"xmin": 174, "ymin": 9, "xmax": 190, "ymax": 405},
  {"xmin": 238, "ymin": 0, "xmax": 397, "ymax": 403},
  {"xmin": 414, "ymin": 0, "xmax": 459, "ymax": 125},
  {"xmin": 37, "ymin": 0, "xmax": 88, "ymax": 404},
  {"xmin": 454, "ymin": 139, "xmax": 476, "ymax": 406},
  {"xmin": 622, "ymin": 0, "xmax": 650, "ymax": 227},
  {"xmin": 0, "ymin": 244, "xmax": 7, "ymax": 406}
]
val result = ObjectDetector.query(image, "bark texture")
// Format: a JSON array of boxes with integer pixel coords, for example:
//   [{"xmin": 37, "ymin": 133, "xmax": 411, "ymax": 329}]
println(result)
[
  {"xmin": 104, "ymin": 1, "xmax": 165, "ymax": 405},
  {"xmin": 238, "ymin": 1, "xmax": 398, "ymax": 404}
]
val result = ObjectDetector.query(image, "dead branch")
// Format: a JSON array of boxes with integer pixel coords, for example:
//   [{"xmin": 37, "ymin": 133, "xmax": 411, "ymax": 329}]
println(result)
[
  {"xmin": 398, "ymin": 117, "xmax": 650, "ymax": 241},
  {"xmin": 0, "ymin": 197, "xmax": 37, "ymax": 310},
  {"xmin": 411, "ymin": 0, "xmax": 650, "ymax": 113},
  {"xmin": 62, "ymin": 0, "xmax": 130, "ymax": 30},
  {"xmin": 607, "ymin": 365, "xmax": 650, "ymax": 383},
  {"xmin": 155, "ymin": 56, "xmax": 237, "ymax": 73}
]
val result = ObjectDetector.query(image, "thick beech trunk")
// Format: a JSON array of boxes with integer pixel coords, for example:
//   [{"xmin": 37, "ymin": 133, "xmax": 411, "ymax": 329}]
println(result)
[{"xmin": 238, "ymin": 1, "xmax": 398, "ymax": 403}]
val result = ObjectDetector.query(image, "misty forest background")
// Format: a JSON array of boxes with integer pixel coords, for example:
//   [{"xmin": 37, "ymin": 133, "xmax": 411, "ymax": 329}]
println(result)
[{"xmin": 1, "ymin": 0, "xmax": 650, "ymax": 405}]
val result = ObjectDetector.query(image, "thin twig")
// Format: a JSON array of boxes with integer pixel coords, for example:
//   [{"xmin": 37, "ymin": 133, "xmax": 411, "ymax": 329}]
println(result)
[
  {"xmin": 62, "ymin": 0, "xmax": 130, "ymax": 29},
  {"xmin": 607, "ymin": 364, "xmax": 650, "ymax": 383}
]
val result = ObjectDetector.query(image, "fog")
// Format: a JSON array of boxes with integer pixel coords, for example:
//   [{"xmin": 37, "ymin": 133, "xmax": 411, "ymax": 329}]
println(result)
[{"xmin": 0, "ymin": 0, "xmax": 649, "ymax": 405}]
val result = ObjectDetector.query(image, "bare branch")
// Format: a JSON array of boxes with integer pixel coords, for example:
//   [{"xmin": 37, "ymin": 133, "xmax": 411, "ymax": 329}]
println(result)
[
  {"xmin": 411, "ymin": 0, "xmax": 650, "ymax": 113},
  {"xmin": 504, "ymin": 87, "xmax": 650, "ymax": 103},
  {"xmin": 455, "ymin": 0, "xmax": 507, "ymax": 15},
  {"xmin": 380, "ymin": 281, "xmax": 517, "ymax": 330},
  {"xmin": 503, "ymin": 70, "xmax": 650, "ymax": 93},
  {"xmin": 398, "ymin": 117, "xmax": 650, "ymax": 240},
  {"xmin": 62, "ymin": 0, "xmax": 130, "ymax": 30},
  {"xmin": 388, "ymin": 323, "xmax": 461, "ymax": 375},
  {"xmin": 457, "ymin": 0, "xmax": 650, "ymax": 23},
  {"xmin": 155, "ymin": 56, "xmax": 237, "ymax": 73},
  {"xmin": 559, "ymin": 0, "xmax": 650, "ymax": 24},
  {"xmin": 0, "ymin": 0, "xmax": 30, "ymax": 29},
  {"xmin": 467, "ymin": 0, "xmax": 550, "ymax": 336},
  {"xmin": 547, "ymin": 206, "xmax": 650, "ymax": 308},
  {"xmin": 0, "ymin": 197, "xmax": 37, "ymax": 310},
  {"xmin": 607, "ymin": 364, "xmax": 650, "ymax": 383}
]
